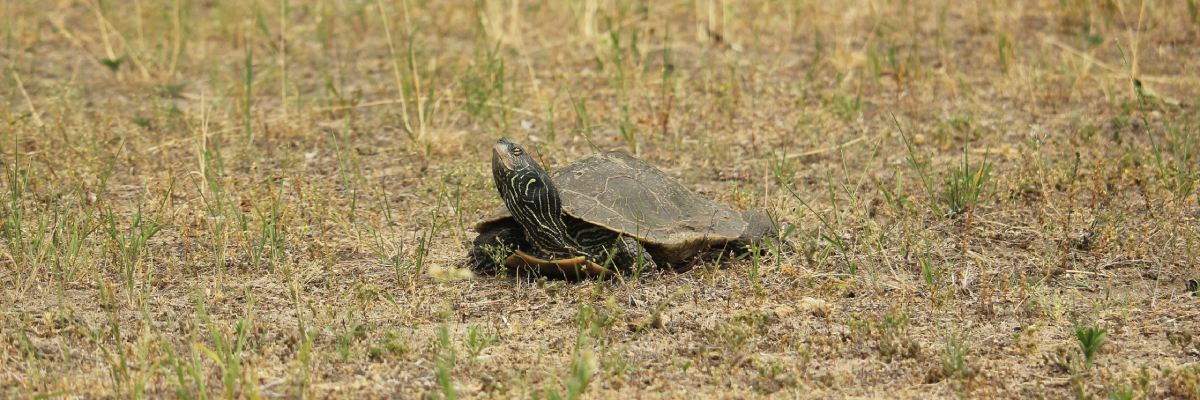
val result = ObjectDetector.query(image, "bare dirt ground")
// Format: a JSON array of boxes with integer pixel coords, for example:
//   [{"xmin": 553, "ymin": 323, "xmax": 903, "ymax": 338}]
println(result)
[{"xmin": 1, "ymin": 1, "xmax": 1198, "ymax": 398}]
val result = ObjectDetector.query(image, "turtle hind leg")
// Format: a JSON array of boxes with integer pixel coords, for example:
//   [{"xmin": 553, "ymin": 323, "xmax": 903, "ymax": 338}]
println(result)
[
  {"xmin": 609, "ymin": 236, "xmax": 657, "ymax": 273},
  {"xmin": 468, "ymin": 221, "xmax": 528, "ymax": 275},
  {"xmin": 732, "ymin": 210, "xmax": 790, "ymax": 255}
]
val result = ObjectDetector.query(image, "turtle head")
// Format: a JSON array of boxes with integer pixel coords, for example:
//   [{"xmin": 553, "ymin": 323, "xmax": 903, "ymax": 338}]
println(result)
[
  {"xmin": 491, "ymin": 138, "xmax": 538, "ymax": 174},
  {"xmin": 491, "ymin": 138, "xmax": 562, "ymax": 225}
]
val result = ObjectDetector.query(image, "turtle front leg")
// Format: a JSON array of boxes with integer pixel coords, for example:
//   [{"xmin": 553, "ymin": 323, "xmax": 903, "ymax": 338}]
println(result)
[
  {"xmin": 610, "ymin": 236, "xmax": 657, "ymax": 272},
  {"xmin": 468, "ymin": 220, "xmax": 528, "ymax": 274}
]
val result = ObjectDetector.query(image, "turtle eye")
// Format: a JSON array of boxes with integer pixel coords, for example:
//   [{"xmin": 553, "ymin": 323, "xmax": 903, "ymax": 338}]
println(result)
[{"xmin": 511, "ymin": 147, "xmax": 524, "ymax": 156}]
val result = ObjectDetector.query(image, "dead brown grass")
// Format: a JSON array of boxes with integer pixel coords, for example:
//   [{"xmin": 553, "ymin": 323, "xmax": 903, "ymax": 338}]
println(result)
[{"xmin": 1, "ymin": 0, "xmax": 1198, "ymax": 398}]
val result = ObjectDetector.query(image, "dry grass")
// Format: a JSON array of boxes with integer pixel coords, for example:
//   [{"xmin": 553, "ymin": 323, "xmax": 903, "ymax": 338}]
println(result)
[{"xmin": 1, "ymin": 0, "xmax": 1198, "ymax": 398}]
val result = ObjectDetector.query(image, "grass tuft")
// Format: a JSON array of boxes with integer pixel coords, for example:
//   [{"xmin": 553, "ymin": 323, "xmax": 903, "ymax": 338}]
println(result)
[
  {"xmin": 940, "ymin": 152, "xmax": 993, "ymax": 217},
  {"xmin": 1074, "ymin": 323, "xmax": 1106, "ymax": 367}
]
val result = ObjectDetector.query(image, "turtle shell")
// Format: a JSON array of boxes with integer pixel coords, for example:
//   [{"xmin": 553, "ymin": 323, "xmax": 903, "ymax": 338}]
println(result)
[{"xmin": 476, "ymin": 151, "xmax": 747, "ymax": 262}]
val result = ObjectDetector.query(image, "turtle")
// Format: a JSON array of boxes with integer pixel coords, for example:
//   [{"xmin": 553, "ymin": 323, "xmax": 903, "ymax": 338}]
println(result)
[{"xmin": 468, "ymin": 138, "xmax": 779, "ymax": 279}]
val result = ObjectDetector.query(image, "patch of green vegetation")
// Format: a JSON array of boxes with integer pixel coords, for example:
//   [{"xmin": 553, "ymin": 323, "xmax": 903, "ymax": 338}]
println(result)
[
  {"xmin": 1168, "ymin": 365, "xmax": 1200, "ymax": 399},
  {"xmin": 436, "ymin": 323, "xmax": 458, "ymax": 400},
  {"xmin": 1073, "ymin": 323, "xmax": 1106, "ymax": 367},
  {"xmin": 1151, "ymin": 118, "xmax": 1198, "ymax": 200},
  {"xmin": 940, "ymin": 333, "xmax": 974, "ymax": 381},
  {"xmin": 192, "ymin": 292, "xmax": 259, "ymax": 399},
  {"xmin": 940, "ymin": 152, "xmax": 993, "ymax": 217},
  {"xmin": 464, "ymin": 325, "xmax": 499, "ymax": 360},
  {"xmin": 831, "ymin": 92, "xmax": 861, "ymax": 122},
  {"xmin": 848, "ymin": 309, "xmax": 919, "ymax": 361},
  {"xmin": 368, "ymin": 329, "xmax": 411, "ymax": 361},
  {"xmin": 103, "ymin": 200, "xmax": 164, "ymax": 301},
  {"xmin": 460, "ymin": 45, "xmax": 509, "ymax": 127}
]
